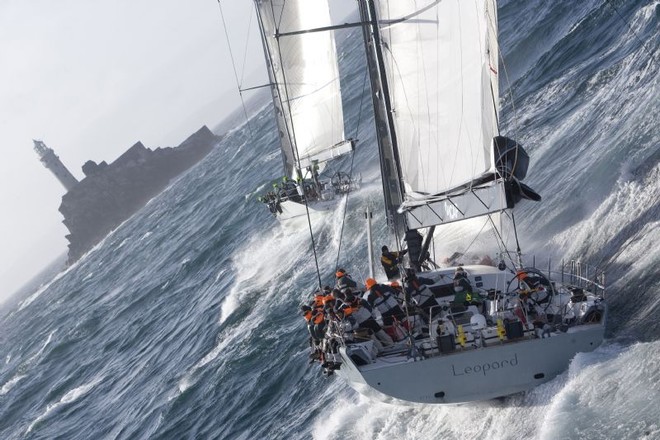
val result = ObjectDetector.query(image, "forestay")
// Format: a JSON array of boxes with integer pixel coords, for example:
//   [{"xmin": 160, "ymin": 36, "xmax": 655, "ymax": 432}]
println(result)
[
  {"xmin": 375, "ymin": 0, "xmax": 501, "ymax": 215},
  {"xmin": 256, "ymin": 0, "xmax": 352, "ymax": 176}
]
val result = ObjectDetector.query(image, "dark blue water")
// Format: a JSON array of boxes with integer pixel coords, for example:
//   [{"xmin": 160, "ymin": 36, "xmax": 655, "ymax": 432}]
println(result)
[{"xmin": 1, "ymin": 1, "xmax": 658, "ymax": 439}]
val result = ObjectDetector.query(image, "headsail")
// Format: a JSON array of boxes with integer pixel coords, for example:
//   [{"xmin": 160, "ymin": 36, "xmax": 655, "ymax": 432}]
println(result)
[
  {"xmin": 255, "ymin": 0, "xmax": 352, "ymax": 177},
  {"xmin": 374, "ymin": 0, "xmax": 515, "ymax": 228}
]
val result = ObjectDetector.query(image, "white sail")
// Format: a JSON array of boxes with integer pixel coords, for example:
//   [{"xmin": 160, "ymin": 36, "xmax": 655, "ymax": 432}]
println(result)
[
  {"xmin": 256, "ymin": 0, "xmax": 351, "ymax": 175},
  {"xmin": 376, "ymin": 0, "xmax": 500, "ymax": 201}
]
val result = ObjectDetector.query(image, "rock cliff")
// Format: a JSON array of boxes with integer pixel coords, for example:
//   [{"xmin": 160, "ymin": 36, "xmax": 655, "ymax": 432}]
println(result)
[{"xmin": 59, "ymin": 125, "xmax": 219, "ymax": 263}]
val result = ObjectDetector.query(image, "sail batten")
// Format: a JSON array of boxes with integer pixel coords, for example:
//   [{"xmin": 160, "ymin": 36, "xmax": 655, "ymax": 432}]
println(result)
[
  {"xmin": 376, "ymin": 0, "xmax": 500, "ymax": 210},
  {"xmin": 404, "ymin": 181, "xmax": 507, "ymax": 229},
  {"xmin": 255, "ymin": 0, "xmax": 349, "ymax": 175}
]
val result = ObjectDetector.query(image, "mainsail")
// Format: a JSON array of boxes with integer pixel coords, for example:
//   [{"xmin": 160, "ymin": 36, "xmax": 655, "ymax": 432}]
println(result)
[
  {"xmin": 255, "ymin": 0, "xmax": 353, "ymax": 177},
  {"xmin": 371, "ymin": 0, "xmax": 514, "ymax": 229}
]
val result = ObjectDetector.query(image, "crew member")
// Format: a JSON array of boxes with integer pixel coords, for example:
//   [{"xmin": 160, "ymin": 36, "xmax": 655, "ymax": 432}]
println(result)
[
  {"xmin": 452, "ymin": 267, "xmax": 484, "ymax": 311},
  {"xmin": 380, "ymin": 246, "xmax": 407, "ymax": 280},
  {"xmin": 336, "ymin": 297, "xmax": 394, "ymax": 349},
  {"xmin": 335, "ymin": 268, "xmax": 357, "ymax": 291},
  {"xmin": 404, "ymin": 272, "xmax": 440, "ymax": 319},
  {"xmin": 363, "ymin": 278, "xmax": 404, "ymax": 326}
]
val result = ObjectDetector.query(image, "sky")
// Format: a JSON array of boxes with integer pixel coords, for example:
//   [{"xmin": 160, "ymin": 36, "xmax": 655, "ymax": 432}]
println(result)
[{"xmin": 0, "ymin": 0, "xmax": 357, "ymax": 303}]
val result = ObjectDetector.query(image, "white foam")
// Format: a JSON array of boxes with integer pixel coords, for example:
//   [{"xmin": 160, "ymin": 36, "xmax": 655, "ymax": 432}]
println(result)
[
  {"xmin": 25, "ymin": 330, "xmax": 57, "ymax": 366},
  {"xmin": 0, "ymin": 374, "xmax": 27, "ymax": 396},
  {"xmin": 26, "ymin": 376, "xmax": 104, "ymax": 434},
  {"xmin": 549, "ymin": 163, "xmax": 660, "ymax": 269},
  {"xmin": 219, "ymin": 225, "xmax": 309, "ymax": 324},
  {"xmin": 178, "ymin": 217, "xmax": 332, "ymax": 395},
  {"xmin": 539, "ymin": 342, "xmax": 660, "ymax": 440}
]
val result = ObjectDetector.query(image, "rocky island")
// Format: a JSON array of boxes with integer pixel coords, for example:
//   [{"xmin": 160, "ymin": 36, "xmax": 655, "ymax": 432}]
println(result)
[{"xmin": 33, "ymin": 125, "xmax": 220, "ymax": 264}]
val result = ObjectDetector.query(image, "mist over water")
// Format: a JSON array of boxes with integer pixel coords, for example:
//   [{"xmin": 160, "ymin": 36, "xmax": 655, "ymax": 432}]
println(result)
[{"xmin": 1, "ymin": 1, "xmax": 658, "ymax": 439}]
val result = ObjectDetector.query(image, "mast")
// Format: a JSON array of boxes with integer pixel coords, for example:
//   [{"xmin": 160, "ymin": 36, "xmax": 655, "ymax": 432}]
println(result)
[{"xmin": 358, "ymin": 0, "xmax": 408, "ymax": 245}]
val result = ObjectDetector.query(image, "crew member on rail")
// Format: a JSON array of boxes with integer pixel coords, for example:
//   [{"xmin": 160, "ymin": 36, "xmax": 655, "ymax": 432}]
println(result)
[{"xmin": 335, "ymin": 268, "xmax": 358, "ymax": 291}]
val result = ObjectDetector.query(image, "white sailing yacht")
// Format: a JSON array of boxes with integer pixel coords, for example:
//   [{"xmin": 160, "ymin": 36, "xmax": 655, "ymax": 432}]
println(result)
[
  {"xmin": 254, "ymin": 0, "xmax": 360, "ymax": 221},
  {"xmin": 320, "ymin": 0, "xmax": 608, "ymax": 404}
]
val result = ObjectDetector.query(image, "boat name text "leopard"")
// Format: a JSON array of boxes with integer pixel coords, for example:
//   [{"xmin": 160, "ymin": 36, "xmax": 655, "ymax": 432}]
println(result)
[{"xmin": 451, "ymin": 354, "xmax": 519, "ymax": 377}]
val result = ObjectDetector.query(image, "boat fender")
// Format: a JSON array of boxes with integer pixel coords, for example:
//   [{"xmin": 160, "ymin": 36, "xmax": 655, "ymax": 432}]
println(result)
[
  {"xmin": 456, "ymin": 325, "xmax": 466, "ymax": 347},
  {"xmin": 496, "ymin": 319, "xmax": 506, "ymax": 340}
]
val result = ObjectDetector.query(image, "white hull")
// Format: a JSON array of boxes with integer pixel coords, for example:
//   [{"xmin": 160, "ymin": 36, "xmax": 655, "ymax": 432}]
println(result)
[
  {"xmin": 277, "ymin": 198, "xmax": 339, "ymax": 222},
  {"xmin": 330, "ymin": 264, "xmax": 607, "ymax": 405},
  {"xmin": 337, "ymin": 321, "xmax": 605, "ymax": 405}
]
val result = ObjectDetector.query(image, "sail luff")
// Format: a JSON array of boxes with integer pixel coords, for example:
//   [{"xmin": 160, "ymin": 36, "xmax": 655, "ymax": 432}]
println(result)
[
  {"xmin": 255, "ymin": 0, "xmax": 349, "ymax": 176},
  {"xmin": 254, "ymin": 2, "xmax": 296, "ymax": 176},
  {"xmin": 359, "ymin": 0, "xmax": 409, "ymax": 242}
]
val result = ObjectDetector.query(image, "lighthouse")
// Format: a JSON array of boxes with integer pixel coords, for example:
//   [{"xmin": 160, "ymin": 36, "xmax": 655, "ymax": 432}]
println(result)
[{"xmin": 32, "ymin": 140, "xmax": 79, "ymax": 191}]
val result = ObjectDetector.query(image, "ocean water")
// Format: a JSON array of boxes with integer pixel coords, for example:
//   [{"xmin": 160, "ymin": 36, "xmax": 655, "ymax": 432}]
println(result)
[{"xmin": 1, "ymin": 1, "xmax": 659, "ymax": 439}]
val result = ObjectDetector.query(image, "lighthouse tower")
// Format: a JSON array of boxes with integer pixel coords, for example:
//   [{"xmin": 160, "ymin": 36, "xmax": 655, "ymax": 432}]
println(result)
[{"xmin": 32, "ymin": 140, "xmax": 79, "ymax": 191}]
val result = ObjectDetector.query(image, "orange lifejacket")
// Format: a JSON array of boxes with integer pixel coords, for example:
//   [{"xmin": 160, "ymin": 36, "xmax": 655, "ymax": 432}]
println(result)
[
  {"xmin": 341, "ymin": 306, "xmax": 354, "ymax": 317},
  {"xmin": 313, "ymin": 294, "xmax": 325, "ymax": 308},
  {"xmin": 313, "ymin": 311, "xmax": 325, "ymax": 325},
  {"xmin": 322, "ymin": 294, "xmax": 335, "ymax": 305}
]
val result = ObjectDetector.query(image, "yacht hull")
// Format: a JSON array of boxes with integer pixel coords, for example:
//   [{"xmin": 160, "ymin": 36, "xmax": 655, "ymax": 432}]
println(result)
[
  {"xmin": 278, "ymin": 198, "xmax": 339, "ymax": 221},
  {"xmin": 337, "ymin": 322, "xmax": 605, "ymax": 405}
]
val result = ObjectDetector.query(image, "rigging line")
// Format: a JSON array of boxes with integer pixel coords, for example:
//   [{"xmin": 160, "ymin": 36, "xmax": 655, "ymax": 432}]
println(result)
[
  {"xmin": 487, "ymin": 213, "xmax": 516, "ymax": 270},
  {"xmin": 334, "ymin": 154, "xmax": 357, "ymax": 272},
  {"xmin": 304, "ymin": 196, "xmax": 323, "ymax": 290},
  {"xmin": 510, "ymin": 210, "xmax": 523, "ymax": 269},
  {"xmin": 217, "ymin": 0, "xmax": 255, "ymax": 138},
  {"xmin": 275, "ymin": 0, "xmax": 286, "ymax": 30},
  {"xmin": 488, "ymin": 214, "xmax": 516, "ymax": 269},
  {"xmin": 492, "ymin": 8, "xmax": 520, "ymax": 181},
  {"xmin": 450, "ymin": 0, "xmax": 467, "ymax": 190},
  {"xmin": 260, "ymin": 0, "xmax": 323, "ymax": 287},
  {"xmin": 379, "ymin": 0, "xmax": 442, "ymax": 27},
  {"xmin": 459, "ymin": 216, "xmax": 491, "ymax": 258},
  {"xmin": 239, "ymin": 8, "xmax": 254, "ymax": 87},
  {"xmin": 605, "ymin": 0, "xmax": 657, "ymax": 63},
  {"xmin": 255, "ymin": 3, "xmax": 298, "ymax": 176},
  {"xmin": 334, "ymin": 68, "xmax": 369, "ymax": 271},
  {"xmin": 272, "ymin": 6, "xmax": 324, "ymax": 289}
]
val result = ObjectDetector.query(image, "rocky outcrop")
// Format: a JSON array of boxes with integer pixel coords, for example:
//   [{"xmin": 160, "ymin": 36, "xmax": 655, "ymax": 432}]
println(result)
[{"xmin": 59, "ymin": 125, "xmax": 219, "ymax": 263}]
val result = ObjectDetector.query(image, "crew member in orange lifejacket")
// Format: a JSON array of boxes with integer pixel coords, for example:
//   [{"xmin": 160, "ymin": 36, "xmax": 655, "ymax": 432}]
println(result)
[
  {"xmin": 335, "ymin": 268, "xmax": 358, "ymax": 291},
  {"xmin": 336, "ymin": 297, "xmax": 394, "ymax": 348},
  {"xmin": 311, "ymin": 308, "xmax": 326, "ymax": 342},
  {"xmin": 301, "ymin": 305, "xmax": 315, "ymax": 341},
  {"xmin": 516, "ymin": 270, "xmax": 551, "ymax": 310},
  {"xmin": 311, "ymin": 285, "xmax": 331, "ymax": 307},
  {"xmin": 363, "ymin": 278, "xmax": 404, "ymax": 326}
]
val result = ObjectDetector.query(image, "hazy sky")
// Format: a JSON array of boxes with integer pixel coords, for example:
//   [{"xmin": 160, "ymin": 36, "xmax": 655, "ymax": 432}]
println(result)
[{"xmin": 0, "ymin": 0, "xmax": 357, "ymax": 302}]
